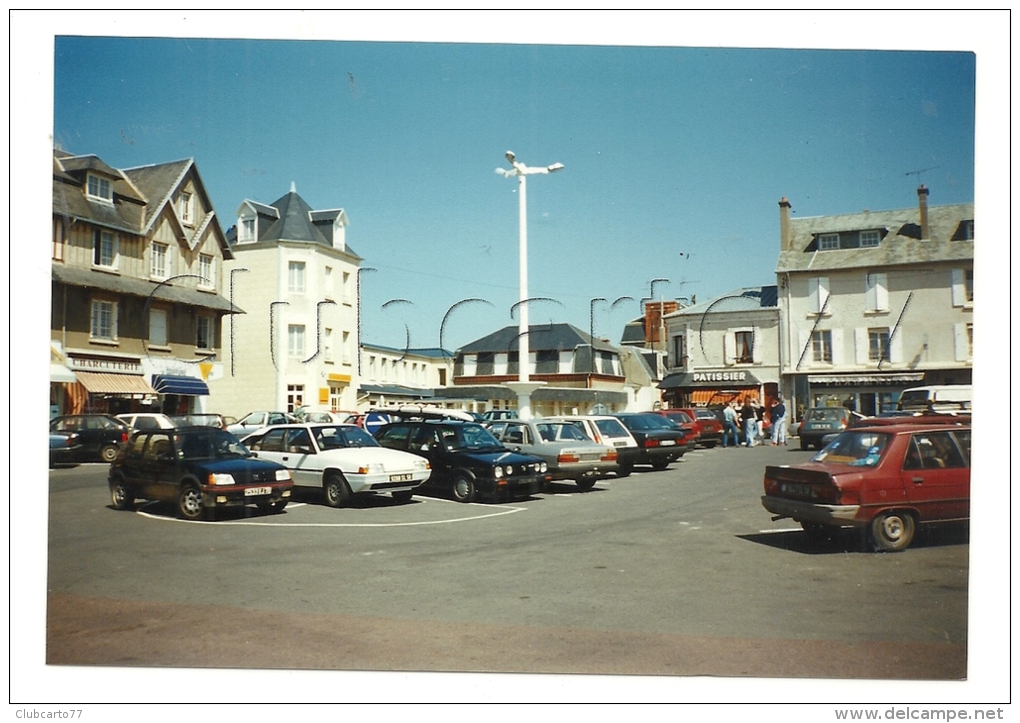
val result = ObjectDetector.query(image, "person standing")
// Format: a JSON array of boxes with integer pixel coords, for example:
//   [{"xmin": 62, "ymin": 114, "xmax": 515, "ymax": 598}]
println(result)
[
  {"xmin": 722, "ymin": 402, "xmax": 740, "ymax": 448},
  {"xmin": 740, "ymin": 399, "xmax": 757, "ymax": 447},
  {"xmin": 771, "ymin": 398, "xmax": 787, "ymax": 446},
  {"xmin": 754, "ymin": 399, "xmax": 766, "ymax": 444}
]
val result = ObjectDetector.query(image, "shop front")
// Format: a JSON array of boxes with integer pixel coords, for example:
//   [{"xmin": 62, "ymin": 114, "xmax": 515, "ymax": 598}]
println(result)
[
  {"xmin": 62, "ymin": 351, "xmax": 158, "ymax": 415},
  {"xmin": 796, "ymin": 372, "xmax": 926, "ymax": 417},
  {"xmin": 659, "ymin": 369, "xmax": 778, "ymax": 409}
]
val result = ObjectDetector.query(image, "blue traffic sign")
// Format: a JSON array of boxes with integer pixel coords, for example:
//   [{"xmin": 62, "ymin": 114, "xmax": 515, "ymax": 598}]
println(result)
[{"xmin": 364, "ymin": 412, "xmax": 390, "ymax": 435}]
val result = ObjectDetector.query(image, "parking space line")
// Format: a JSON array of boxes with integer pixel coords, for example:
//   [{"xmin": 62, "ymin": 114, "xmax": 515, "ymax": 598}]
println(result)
[{"xmin": 133, "ymin": 498, "xmax": 529, "ymax": 528}]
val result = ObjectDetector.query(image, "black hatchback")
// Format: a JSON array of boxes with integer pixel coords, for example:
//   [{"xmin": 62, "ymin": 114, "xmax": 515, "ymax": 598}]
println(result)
[
  {"xmin": 108, "ymin": 427, "xmax": 294, "ymax": 520},
  {"xmin": 612, "ymin": 413, "xmax": 690, "ymax": 471},
  {"xmin": 374, "ymin": 420, "xmax": 546, "ymax": 503},
  {"xmin": 50, "ymin": 414, "xmax": 130, "ymax": 463}
]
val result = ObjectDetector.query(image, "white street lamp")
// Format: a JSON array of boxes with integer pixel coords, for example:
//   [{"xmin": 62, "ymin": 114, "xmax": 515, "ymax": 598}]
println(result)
[{"xmin": 496, "ymin": 150, "xmax": 564, "ymax": 419}]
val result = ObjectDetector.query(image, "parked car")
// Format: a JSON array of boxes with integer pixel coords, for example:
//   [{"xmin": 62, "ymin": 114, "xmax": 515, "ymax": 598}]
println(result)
[
  {"xmin": 796, "ymin": 407, "xmax": 865, "ymax": 450},
  {"xmin": 482, "ymin": 409, "xmax": 518, "ymax": 421},
  {"xmin": 544, "ymin": 415, "xmax": 640, "ymax": 477},
  {"xmin": 374, "ymin": 420, "xmax": 546, "ymax": 503},
  {"xmin": 485, "ymin": 418, "xmax": 617, "ymax": 490},
  {"xmin": 897, "ymin": 385, "xmax": 972, "ymax": 414},
  {"xmin": 611, "ymin": 413, "xmax": 692, "ymax": 470},
  {"xmin": 677, "ymin": 407, "xmax": 725, "ymax": 448},
  {"xmin": 108, "ymin": 427, "xmax": 294, "ymax": 520},
  {"xmin": 49, "ymin": 431, "xmax": 81, "ymax": 468},
  {"xmin": 116, "ymin": 412, "xmax": 176, "ymax": 431},
  {"xmin": 652, "ymin": 409, "xmax": 702, "ymax": 448},
  {"xmin": 241, "ymin": 423, "xmax": 431, "ymax": 506},
  {"xmin": 225, "ymin": 411, "xmax": 295, "ymax": 437},
  {"xmin": 761, "ymin": 421, "xmax": 971, "ymax": 551},
  {"xmin": 169, "ymin": 413, "xmax": 227, "ymax": 429},
  {"xmin": 49, "ymin": 414, "xmax": 130, "ymax": 463},
  {"xmin": 818, "ymin": 411, "xmax": 962, "ymax": 446}
]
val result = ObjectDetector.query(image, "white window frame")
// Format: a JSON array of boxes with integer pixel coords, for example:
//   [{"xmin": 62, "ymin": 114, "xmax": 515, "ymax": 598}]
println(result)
[
  {"xmin": 288, "ymin": 324, "xmax": 306, "ymax": 357},
  {"xmin": 811, "ymin": 330, "xmax": 833, "ymax": 363},
  {"xmin": 179, "ymin": 191, "xmax": 194, "ymax": 225},
  {"xmin": 868, "ymin": 327, "xmax": 890, "ymax": 363},
  {"xmin": 150, "ymin": 242, "xmax": 170, "ymax": 280},
  {"xmin": 198, "ymin": 254, "xmax": 214, "ymax": 288},
  {"xmin": 238, "ymin": 216, "xmax": 257, "ymax": 244},
  {"xmin": 324, "ymin": 266, "xmax": 334, "ymax": 300},
  {"xmin": 90, "ymin": 299, "xmax": 118, "ymax": 341},
  {"xmin": 343, "ymin": 271, "xmax": 352, "ymax": 304},
  {"xmin": 286, "ymin": 384, "xmax": 304, "ymax": 413},
  {"xmin": 865, "ymin": 272, "xmax": 888, "ymax": 312},
  {"xmin": 951, "ymin": 268, "xmax": 973, "ymax": 307},
  {"xmin": 860, "ymin": 230, "xmax": 881, "ymax": 247},
  {"xmin": 196, "ymin": 316, "xmax": 213, "ymax": 351},
  {"xmin": 324, "ymin": 328, "xmax": 334, "ymax": 362},
  {"xmin": 93, "ymin": 230, "xmax": 119, "ymax": 270},
  {"xmin": 342, "ymin": 331, "xmax": 351, "ymax": 364},
  {"xmin": 288, "ymin": 261, "xmax": 306, "ymax": 294},
  {"xmin": 149, "ymin": 308, "xmax": 168, "ymax": 347},
  {"xmin": 818, "ymin": 233, "xmax": 839, "ymax": 250},
  {"xmin": 86, "ymin": 174, "xmax": 112, "ymax": 202}
]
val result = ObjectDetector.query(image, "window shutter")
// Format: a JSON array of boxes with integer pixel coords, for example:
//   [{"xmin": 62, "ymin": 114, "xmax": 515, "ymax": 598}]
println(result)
[
  {"xmin": 112, "ymin": 302, "xmax": 119, "ymax": 340},
  {"xmin": 798, "ymin": 329, "xmax": 810, "ymax": 365},
  {"xmin": 954, "ymin": 323, "xmax": 969, "ymax": 361},
  {"xmin": 950, "ymin": 268, "xmax": 965, "ymax": 307},
  {"xmin": 808, "ymin": 278, "xmax": 819, "ymax": 312},
  {"xmin": 866, "ymin": 273, "xmax": 888, "ymax": 311},
  {"xmin": 831, "ymin": 328, "xmax": 844, "ymax": 366},
  {"xmin": 751, "ymin": 327, "xmax": 762, "ymax": 363},
  {"xmin": 854, "ymin": 328, "xmax": 868, "ymax": 364},
  {"xmin": 723, "ymin": 331, "xmax": 734, "ymax": 365}
]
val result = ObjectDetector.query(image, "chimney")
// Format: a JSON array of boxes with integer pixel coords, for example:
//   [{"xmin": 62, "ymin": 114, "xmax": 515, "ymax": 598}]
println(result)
[
  {"xmin": 779, "ymin": 197, "xmax": 792, "ymax": 251},
  {"xmin": 917, "ymin": 185, "xmax": 930, "ymax": 240}
]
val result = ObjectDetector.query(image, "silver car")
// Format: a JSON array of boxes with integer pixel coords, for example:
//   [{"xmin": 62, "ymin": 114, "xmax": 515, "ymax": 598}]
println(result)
[{"xmin": 485, "ymin": 418, "xmax": 618, "ymax": 490}]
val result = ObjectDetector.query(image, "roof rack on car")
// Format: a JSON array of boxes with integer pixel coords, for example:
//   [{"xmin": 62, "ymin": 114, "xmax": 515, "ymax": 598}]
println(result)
[{"xmin": 367, "ymin": 404, "xmax": 475, "ymax": 422}]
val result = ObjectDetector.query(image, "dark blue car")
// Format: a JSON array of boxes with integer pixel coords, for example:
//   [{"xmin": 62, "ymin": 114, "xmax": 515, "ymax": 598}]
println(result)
[{"xmin": 108, "ymin": 427, "xmax": 294, "ymax": 520}]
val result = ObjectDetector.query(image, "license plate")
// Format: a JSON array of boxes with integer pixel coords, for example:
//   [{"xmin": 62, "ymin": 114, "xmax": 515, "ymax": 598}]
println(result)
[
  {"xmin": 244, "ymin": 486, "xmax": 272, "ymax": 496},
  {"xmin": 389, "ymin": 473, "xmax": 413, "ymax": 482},
  {"xmin": 782, "ymin": 483, "xmax": 813, "ymax": 497},
  {"xmin": 660, "ymin": 440, "xmax": 676, "ymax": 446}
]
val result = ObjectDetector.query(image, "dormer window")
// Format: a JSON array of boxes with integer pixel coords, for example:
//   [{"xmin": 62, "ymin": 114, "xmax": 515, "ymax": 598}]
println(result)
[
  {"xmin": 818, "ymin": 233, "xmax": 839, "ymax": 250},
  {"xmin": 859, "ymin": 230, "xmax": 881, "ymax": 247},
  {"xmin": 86, "ymin": 174, "xmax": 112, "ymax": 202},
  {"xmin": 179, "ymin": 191, "xmax": 194, "ymax": 225},
  {"xmin": 238, "ymin": 216, "xmax": 256, "ymax": 244}
]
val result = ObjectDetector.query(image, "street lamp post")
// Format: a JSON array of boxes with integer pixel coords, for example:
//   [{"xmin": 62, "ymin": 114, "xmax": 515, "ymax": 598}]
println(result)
[{"xmin": 497, "ymin": 151, "xmax": 564, "ymax": 419}]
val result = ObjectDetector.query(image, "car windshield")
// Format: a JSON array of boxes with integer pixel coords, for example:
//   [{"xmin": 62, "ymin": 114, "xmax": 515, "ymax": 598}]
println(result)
[
  {"xmin": 177, "ymin": 430, "xmax": 250, "ymax": 459},
  {"xmin": 535, "ymin": 423, "xmax": 588, "ymax": 442},
  {"xmin": 811, "ymin": 431, "xmax": 892, "ymax": 467},
  {"xmin": 442, "ymin": 424, "xmax": 503, "ymax": 451},
  {"xmin": 807, "ymin": 408, "xmax": 846, "ymax": 421},
  {"xmin": 667, "ymin": 412, "xmax": 692, "ymax": 423},
  {"xmin": 594, "ymin": 418, "xmax": 628, "ymax": 437}
]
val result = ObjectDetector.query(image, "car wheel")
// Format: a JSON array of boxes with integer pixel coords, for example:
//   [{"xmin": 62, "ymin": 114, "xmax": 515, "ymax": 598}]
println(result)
[
  {"xmin": 110, "ymin": 477, "xmax": 134, "ymax": 511},
  {"xmin": 100, "ymin": 444, "xmax": 119, "ymax": 463},
  {"xmin": 870, "ymin": 511, "xmax": 916, "ymax": 552},
  {"xmin": 257, "ymin": 499, "xmax": 288, "ymax": 515},
  {"xmin": 617, "ymin": 463, "xmax": 632, "ymax": 478},
  {"xmin": 576, "ymin": 478, "xmax": 596, "ymax": 491},
  {"xmin": 800, "ymin": 437, "xmax": 809, "ymax": 451},
  {"xmin": 323, "ymin": 473, "xmax": 351, "ymax": 508},
  {"xmin": 451, "ymin": 474, "xmax": 476, "ymax": 503},
  {"xmin": 177, "ymin": 485, "xmax": 205, "ymax": 521},
  {"xmin": 651, "ymin": 460, "xmax": 670, "ymax": 471},
  {"xmin": 391, "ymin": 490, "xmax": 413, "ymax": 504}
]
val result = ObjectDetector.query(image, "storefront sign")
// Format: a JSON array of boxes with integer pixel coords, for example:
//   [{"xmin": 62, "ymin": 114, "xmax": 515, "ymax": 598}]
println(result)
[
  {"xmin": 68, "ymin": 355, "xmax": 143, "ymax": 375},
  {"xmin": 693, "ymin": 371, "xmax": 750, "ymax": 383}
]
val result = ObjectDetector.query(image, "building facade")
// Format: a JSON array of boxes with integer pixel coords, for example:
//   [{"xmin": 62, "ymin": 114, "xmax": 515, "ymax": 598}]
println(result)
[
  {"xmin": 358, "ymin": 344, "xmax": 454, "ymax": 409},
  {"xmin": 50, "ymin": 151, "xmax": 235, "ymax": 416},
  {"xmin": 659, "ymin": 286, "xmax": 781, "ymax": 409},
  {"xmin": 208, "ymin": 186, "xmax": 361, "ymax": 418},
  {"xmin": 776, "ymin": 187, "xmax": 974, "ymax": 419},
  {"xmin": 432, "ymin": 323, "xmax": 639, "ymax": 416}
]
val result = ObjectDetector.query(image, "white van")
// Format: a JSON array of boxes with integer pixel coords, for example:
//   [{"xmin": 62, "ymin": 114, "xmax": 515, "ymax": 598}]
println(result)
[{"xmin": 896, "ymin": 385, "xmax": 972, "ymax": 413}]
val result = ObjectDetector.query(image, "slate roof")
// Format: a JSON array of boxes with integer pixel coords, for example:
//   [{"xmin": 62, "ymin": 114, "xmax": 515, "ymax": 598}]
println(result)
[
  {"xmin": 458, "ymin": 323, "xmax": 618, "ymax": 355},
  {"xmin": 231, "ymin": 191, "xmax": 360, "ymax": 259},
  {"xmin": 776, "ymin": 202, "xmax": 974, "ymax": 274},
  {"xmin": 361, "ymin": 343, "xmax": 454, "ymax": 359},
  {"xmin": 52, "ymin": 264, "xmax": 240, "ymax": 314}
]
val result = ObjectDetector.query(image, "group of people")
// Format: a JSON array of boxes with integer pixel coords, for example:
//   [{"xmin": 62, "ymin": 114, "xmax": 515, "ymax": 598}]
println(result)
[{"xmin": 721, "ymin": 397, "xmax": 787, "ymax": 448}]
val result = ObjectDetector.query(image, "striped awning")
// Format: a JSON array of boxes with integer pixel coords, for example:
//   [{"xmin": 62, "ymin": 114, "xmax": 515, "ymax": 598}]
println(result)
[{"xmin": 75, "ymin": 371, "xmax": 157, "ymax": 395}]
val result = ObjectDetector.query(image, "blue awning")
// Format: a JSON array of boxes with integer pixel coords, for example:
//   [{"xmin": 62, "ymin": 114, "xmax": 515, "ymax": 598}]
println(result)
[{"xmin": 151, "ymin": 374, "xmax": 209, "ymax": 396}]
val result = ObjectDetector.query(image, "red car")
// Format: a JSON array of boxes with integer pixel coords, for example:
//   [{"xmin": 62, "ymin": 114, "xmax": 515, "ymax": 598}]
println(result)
[
  {"xmin": 761, "ymin": 421, "xmax": 970, "ymax": 551},
  {"xmin": 651, "ymin": 410, "xmax": 700, "ymax": 448},
  {"xmin": 674, "ymin": 407, "xmax": 724, "ymax": 448}
]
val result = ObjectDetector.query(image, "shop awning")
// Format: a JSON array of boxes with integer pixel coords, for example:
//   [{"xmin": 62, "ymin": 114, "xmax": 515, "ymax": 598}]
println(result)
[
  {"xmin": 50, "ymin": 363, "xmax": 77, "ymax": 383},
  {"xmin": 807, "ymin": 373, "xmax": 924, "ymax": 386},
  {"xmin": 76, "ymin": 371, "xmax": 158, "ymax": 395},
  {"xmin": 151, "ymin": 374, "xmax": 210, "ymax": 396},
  {"xmin": 659, "ymin": 370, "xmax": 761, "ymax": 389}
]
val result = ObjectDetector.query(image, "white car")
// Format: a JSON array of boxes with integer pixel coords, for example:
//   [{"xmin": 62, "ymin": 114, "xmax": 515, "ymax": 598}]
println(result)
[
  {"xmin": 226, "ymin": 411, "xmax": 294, "ymax": 437},
  {"xmin": 116, "ymin": 413, "xmax": 176, "ymax": 431},
  {"xmin": 241, "ymin": 423, "xmax": 431, "ymax": 507},
  {"xmin": 544, "ymin": 415, "xmax": 640, "ymax": 477}
]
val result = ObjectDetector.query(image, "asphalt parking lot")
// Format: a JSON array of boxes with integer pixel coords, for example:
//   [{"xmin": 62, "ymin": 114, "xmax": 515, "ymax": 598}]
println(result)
[{"xmin": 42, "ymin": 444, "xmax": 970, "ymax": 684}]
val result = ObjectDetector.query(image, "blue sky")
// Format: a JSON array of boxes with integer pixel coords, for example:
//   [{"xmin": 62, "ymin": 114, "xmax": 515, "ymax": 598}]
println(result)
[
  {"xmin": 15, "ymin": 10, "xmax": 1010, "ymax": 706},
  {"xmin": 45, "ymin": 16, "xmax": 982, "ymax": 353}
]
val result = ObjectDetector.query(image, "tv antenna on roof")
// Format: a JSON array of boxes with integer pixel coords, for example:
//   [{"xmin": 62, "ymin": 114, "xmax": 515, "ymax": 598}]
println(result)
[{"xmin": 904, "ymin": 165, "xmax": 940, "ymax": 184}]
